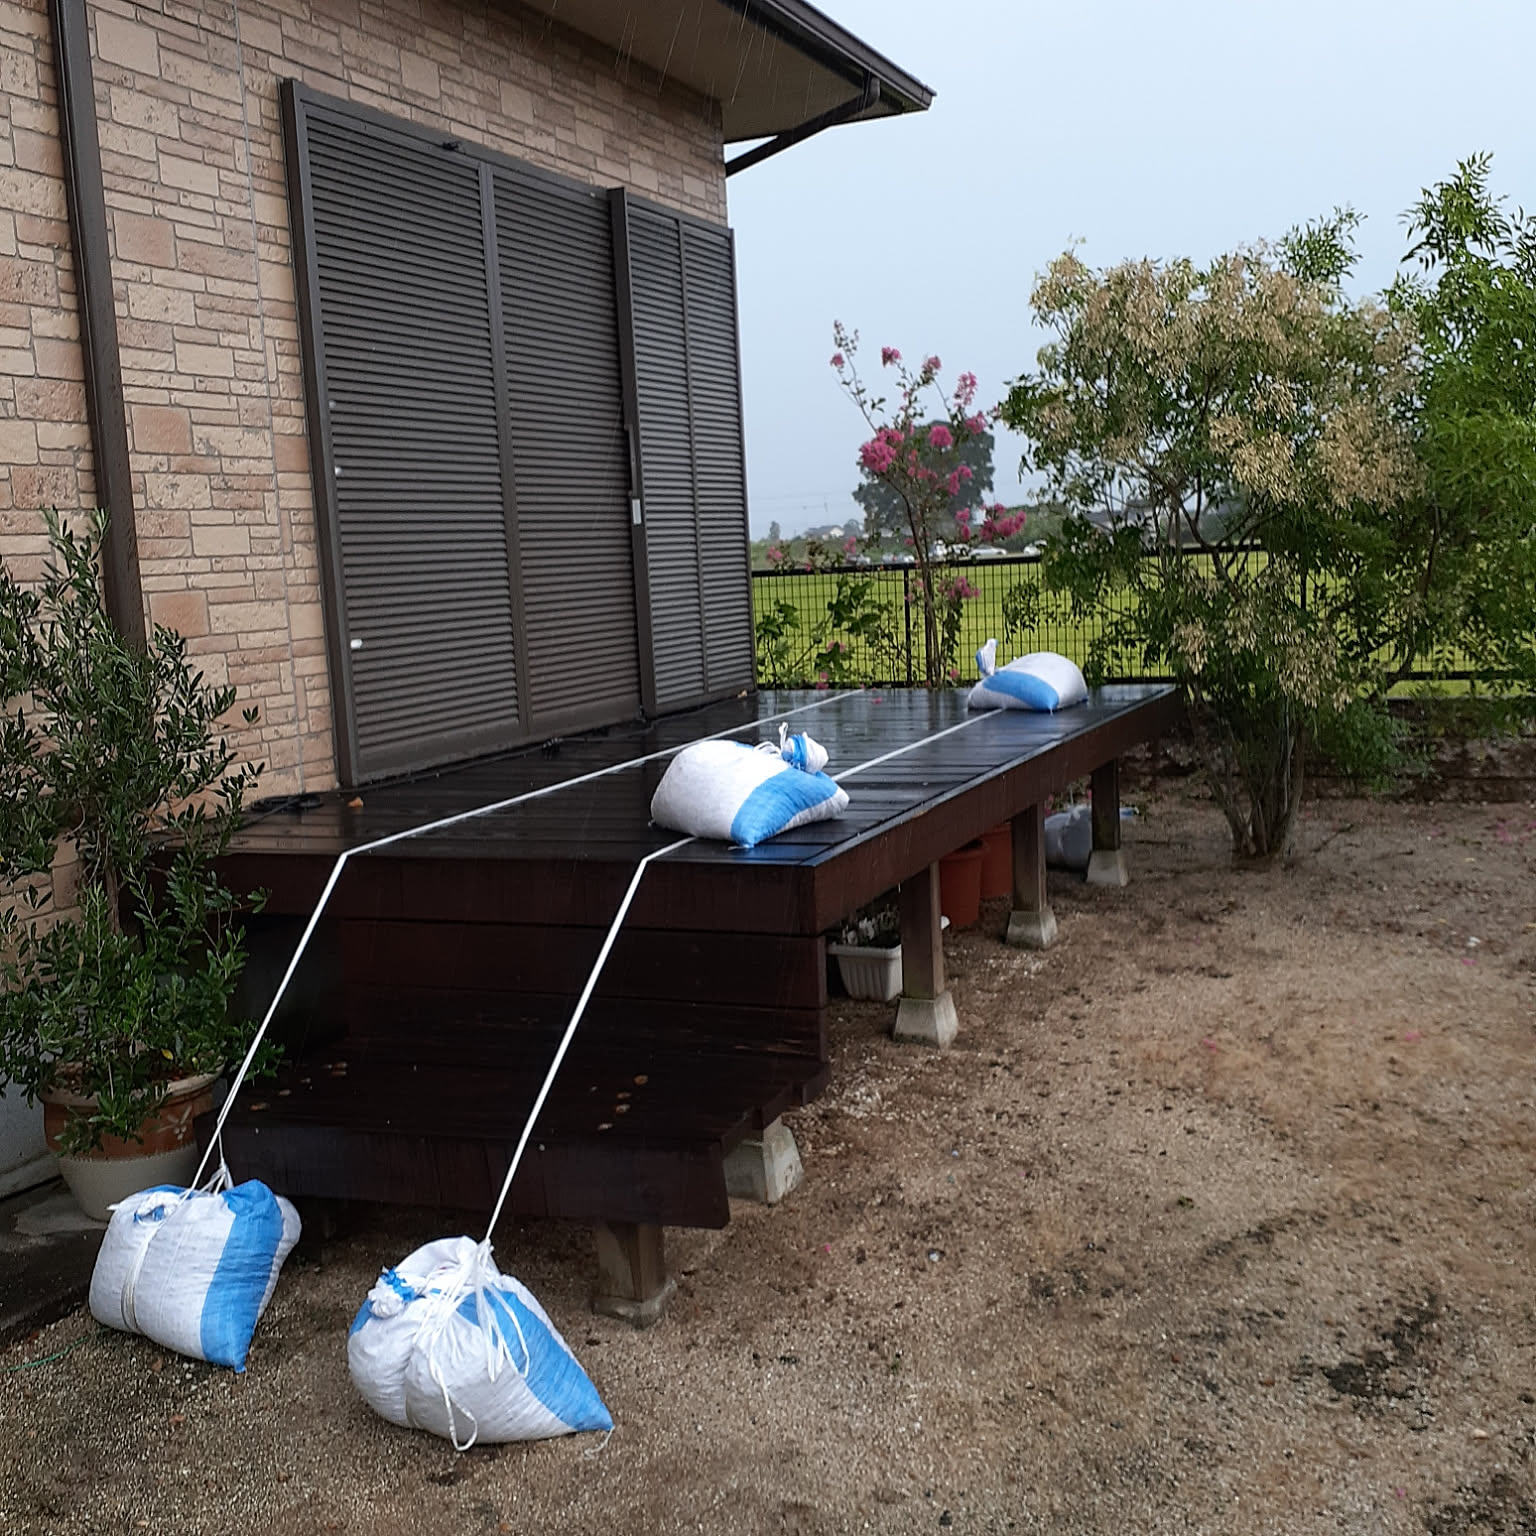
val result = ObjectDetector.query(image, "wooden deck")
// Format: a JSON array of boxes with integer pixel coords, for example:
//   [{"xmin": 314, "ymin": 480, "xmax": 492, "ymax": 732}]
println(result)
[{"xmin": 213, "ymin": 685, "xmax": 1180, "ymax": 1256}]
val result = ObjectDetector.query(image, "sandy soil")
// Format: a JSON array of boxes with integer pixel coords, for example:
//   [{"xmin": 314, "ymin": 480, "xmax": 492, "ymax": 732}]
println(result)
[{"xmin": 3, "ymin": 784, "xmax": 1535, "ymax": 1536}]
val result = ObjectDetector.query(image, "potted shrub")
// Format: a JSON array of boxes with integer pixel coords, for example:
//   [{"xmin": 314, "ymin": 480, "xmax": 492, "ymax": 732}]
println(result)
[{"xmin": 0, "ymin": 511, "xmax": 269, "ymax": 1217}]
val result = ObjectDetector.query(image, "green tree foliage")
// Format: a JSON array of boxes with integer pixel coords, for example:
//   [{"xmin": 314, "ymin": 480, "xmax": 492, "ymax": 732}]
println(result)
[
  {"xmin": 853, "ymin": 423, "xmax": 996, "ymax": 542},
  {"xmin": 1386, "ymin": 155, "xmax": 1536, "ymax": 688},
  {"xmin": 1000, "ymin": 217, "xmax": 1425, "ymax": 860}
]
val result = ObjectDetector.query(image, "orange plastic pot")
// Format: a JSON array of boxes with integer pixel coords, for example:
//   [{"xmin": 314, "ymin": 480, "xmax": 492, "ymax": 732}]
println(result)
[
  {"xmin": 980, "ymin": 823, "xmax": 1012, "ymax": 900},
  {"xmin": 938, "ymin": 840, "xmax": 985, "ymax": 929}
]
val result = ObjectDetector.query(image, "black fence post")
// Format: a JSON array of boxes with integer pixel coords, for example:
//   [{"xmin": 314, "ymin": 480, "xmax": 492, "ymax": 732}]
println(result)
[{"xmin": 902, "ymin": 567, "xmax": 913, "ymax": 686}]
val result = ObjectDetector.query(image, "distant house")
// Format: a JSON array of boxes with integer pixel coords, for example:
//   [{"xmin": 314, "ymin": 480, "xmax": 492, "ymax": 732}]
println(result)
[{"xmin": 1, "ymin": 0, "xmax": 932, "ymax": 788}]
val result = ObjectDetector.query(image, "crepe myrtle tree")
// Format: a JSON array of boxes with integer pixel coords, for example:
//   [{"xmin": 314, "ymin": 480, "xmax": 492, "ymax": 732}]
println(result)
[
  {"xmin": 1000, "ymin": 214, "xmax": 1427, "ymax": 861},
  {"xmin": 832, "ymin": 325, "xmax": 1024, "ymax": 685}
]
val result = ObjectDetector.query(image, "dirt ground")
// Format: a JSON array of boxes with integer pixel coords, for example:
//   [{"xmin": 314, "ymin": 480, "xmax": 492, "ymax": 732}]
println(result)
[{"xmin": 4, "ymin": 781, "xmax": 1536, "ymax": 1536}]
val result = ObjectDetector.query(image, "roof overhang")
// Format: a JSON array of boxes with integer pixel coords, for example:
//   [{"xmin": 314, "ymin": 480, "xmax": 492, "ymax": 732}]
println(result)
[{"xmin": 516, "ymin": 0, "xmax": 934, "ymax": 143}]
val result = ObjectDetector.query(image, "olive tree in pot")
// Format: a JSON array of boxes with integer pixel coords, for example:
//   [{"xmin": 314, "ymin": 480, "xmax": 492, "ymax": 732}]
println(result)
[{"xmin": 0, "ymin": 511, "xmax": 269, "ymax": 1218}]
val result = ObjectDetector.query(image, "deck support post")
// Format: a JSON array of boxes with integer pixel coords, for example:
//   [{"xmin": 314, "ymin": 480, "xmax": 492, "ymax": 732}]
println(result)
[
  {"xmin": 724, "ymin": 1118, "xmax": 804, "ymax": 1204},
  {"xmin": 1086, "ymin": 758, "xmax": 1130, "ymax": 887},
  {"xmin": 592, "ymin": 1222, "xmax": 674, "ymax": 1327},
  {"xmin": 1006, "ymin": 802, "xmax": 1057, "ymax": 949},
  {"xmin": 893, "ymin": 862, "xmax": 958, "ymax": 1049}
]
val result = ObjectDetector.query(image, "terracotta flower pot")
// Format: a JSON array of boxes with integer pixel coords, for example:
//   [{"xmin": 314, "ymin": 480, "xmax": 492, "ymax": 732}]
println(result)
[
  {"xmin": 42, "ymin": 1072, "xmax": 219, "ymax": 1221},
  {"xmin": 938, "ymin": 840, "xmax": 985, "ymax": 930},
  {"xmin": 980, "ymin": 823, "xmax": 1013, "ymax": 900}
]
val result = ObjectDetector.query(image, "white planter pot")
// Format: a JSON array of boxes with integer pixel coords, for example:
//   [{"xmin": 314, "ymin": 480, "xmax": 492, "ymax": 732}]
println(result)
[{"xmin": 827, "ymin": 942, "xmax": 903, "ymax": 1002}]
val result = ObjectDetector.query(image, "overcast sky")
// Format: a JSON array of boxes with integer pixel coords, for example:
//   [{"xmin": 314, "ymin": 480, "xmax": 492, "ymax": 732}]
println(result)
[{"xmin": 725, "ymin": 0, "xmax": 1536, "ymax": 537}]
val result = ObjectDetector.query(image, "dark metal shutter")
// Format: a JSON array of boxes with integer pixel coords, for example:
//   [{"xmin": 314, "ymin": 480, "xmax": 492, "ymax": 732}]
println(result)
[
  {"xmin": 616, "ymin": 196, "xmax": 755, "ymax": 713},
  {"xmin": 622, "ymin": 205, "xmax": 706, "ymax": 710},
  {"xmin": 299, "ymin": 102, "xmax": 522, "ymax": 780},
  {"xmin": 492, "ymin": 167, "xmax": 641, "ymax": 731},
  {"xmin": 681, "ymin": 224, "xmax": 754, "ymax": 696}
]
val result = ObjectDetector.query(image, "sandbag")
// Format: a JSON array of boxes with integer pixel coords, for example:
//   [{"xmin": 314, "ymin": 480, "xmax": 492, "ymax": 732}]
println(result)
[
  {"xmin": 1044, "ymin": 803, "xmax": 1094, "ymax": 871},
  {"xmin": 349, "ymin": 1237, "xmax": 612, "ymax": 1449},
  {"xmin": 89, "ymin": 1178, "xmax": 301, "ymax": 1371},
  {"xmin": 968, "ymin": 641, "xmax": 1088, "ymax": 712},
  {"xmin": 650, "ymin": 738, "xmax": 848, "ymax": 848}
]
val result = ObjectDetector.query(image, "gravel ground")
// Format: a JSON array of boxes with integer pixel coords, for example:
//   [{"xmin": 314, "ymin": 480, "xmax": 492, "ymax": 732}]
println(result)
[{"xmin": 3, "ymin": 784, "xmax": 1535, "ymax": 1535}]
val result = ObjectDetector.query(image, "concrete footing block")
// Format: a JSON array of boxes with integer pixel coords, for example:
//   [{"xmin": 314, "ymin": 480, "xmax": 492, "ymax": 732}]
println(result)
[
  {"xmin": 592, "ymin": 1276, "xmax": 676, "ymax": 1328},
  {"xmin": 1006, "ymin": 906, "xmax": 1058, "ymax": 950},
  {"xmin": 1086, "ymin": 848, "xmax": 1130, "ymax": 887},
  {"xmin": 724, "ymin": 1119, "xmax": 804, "ymax": 1205},
  {"xmin": 893, "ymin": 990, "xmax": 959, "ymax": 1049}
]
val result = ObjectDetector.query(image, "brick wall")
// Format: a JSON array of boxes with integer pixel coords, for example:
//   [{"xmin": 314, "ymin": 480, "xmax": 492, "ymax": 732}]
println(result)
[
  {"xmin": 1, "ymin": 0, "xmax": 727, "ymax": 795},
  {"xmin": 0, "ymin": 0, "xmax": 97, "ymax": 578}
]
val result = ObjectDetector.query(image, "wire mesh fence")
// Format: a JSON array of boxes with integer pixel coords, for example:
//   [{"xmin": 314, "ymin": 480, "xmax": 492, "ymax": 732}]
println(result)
[{"xmin": 750, "ymin": 554, "xmax": 1493, "ymax": 688}]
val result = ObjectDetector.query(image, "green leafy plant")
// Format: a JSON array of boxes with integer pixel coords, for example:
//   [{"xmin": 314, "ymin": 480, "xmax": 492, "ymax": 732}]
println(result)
[{"xmin": 0, "ymin": 510, "xmax": 269, "ymax": 1152}]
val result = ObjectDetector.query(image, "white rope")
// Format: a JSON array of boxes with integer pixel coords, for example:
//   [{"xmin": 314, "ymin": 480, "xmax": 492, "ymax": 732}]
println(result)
[
  {"xmin": 481, "ymin": 834, "xmax": 694, "ymax": 1240},
  {"xmin": 191, "ymin": 691, "xmax": 856, "ymax": 1189}
]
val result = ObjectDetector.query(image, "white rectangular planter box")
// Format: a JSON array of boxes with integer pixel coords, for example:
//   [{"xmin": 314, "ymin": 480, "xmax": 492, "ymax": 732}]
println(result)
[{"xmin": 827, "ymin": 943, "xmax": 903, "ymax": 1002}]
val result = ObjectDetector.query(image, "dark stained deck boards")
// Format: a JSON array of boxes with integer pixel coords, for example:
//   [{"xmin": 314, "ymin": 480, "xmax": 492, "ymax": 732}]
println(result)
[{"xmin": 214, "ymin": 684, "xmax": 1180, "ymax": 1230}]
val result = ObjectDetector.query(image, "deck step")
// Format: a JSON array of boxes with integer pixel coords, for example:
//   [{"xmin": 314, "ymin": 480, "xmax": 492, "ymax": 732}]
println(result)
[{"xmin": 211, "ymin": 1040, "xmax": 827, "ymax": 1229}]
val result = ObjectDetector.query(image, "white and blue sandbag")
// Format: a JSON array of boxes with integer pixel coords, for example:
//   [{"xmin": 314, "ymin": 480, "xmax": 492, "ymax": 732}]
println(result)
[
  {"xmin": 349, "ymin": 1236, "xmax": 612, "ymax": 1448},
  {"xmin": 968, "ymin": 640, "xmax": 1089, "ymax": 713},
  {"xmin": 650, "ymin": 730, "xmax": 847, "ymax": 848},
  {"xmin": 89, "ymin": 1179, "xmax": 301, "ymax": 1370}
]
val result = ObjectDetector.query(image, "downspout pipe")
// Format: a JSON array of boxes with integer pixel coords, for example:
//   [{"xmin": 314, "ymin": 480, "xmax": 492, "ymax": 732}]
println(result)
[
  {"xmin": 49, "ymin": 0, "xmax": 144, "ymax": 647},
  {"xmin": 725, "ymin": 75, "xmax": 879, "ymax": 176}
]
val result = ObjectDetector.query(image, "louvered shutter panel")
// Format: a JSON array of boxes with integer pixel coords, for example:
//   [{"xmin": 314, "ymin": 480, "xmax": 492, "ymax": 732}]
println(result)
[
  {"xmin": 493, "ymin": 168, "xmax": 641, "ymax": 730},
  {"xmin": 304, "ymin": 105, "xmax": 521, "ymax": 780},
  {"xmin": 618, "ymin": 198, "xmax": 755, "ymax": 713},
  {"xmin": 681, "ymin": 225, "xmax": 754, "ymax": 696},
  {"xmin": 624, "ymin": 206, "xmax": 707, "ymax": 710}
]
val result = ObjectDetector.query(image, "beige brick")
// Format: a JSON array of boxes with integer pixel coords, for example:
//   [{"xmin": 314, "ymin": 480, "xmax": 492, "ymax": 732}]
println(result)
[
  {"xmin": 113, "ymin": 209, "xmax": 176, "ymax": 267},
  {"xmin": 208, "ymin": 598, "xmax": 287, "ymax": 634},
  {"xmin": 400, "ymin": 50, "xmax": 440, "ymax": 98},
  {"xmin": 108, "ymin": 86, "xmax": 180, "ymax": 137},
  {"xmin": 0, "ymin": 168, "xmax": 63, "ymax": 221},
  {"xmin": 34, "ymin": 337, "xmax": 83, "ymax": 380},
  {"xmin": 0, "ymin": 347, "xmax": 36, "ymax": 376},
  {"xmin": 131, "ymin": 403, "xmax": 194, "ymax": 455},
  {"xmin": 288, "ymin": 602, "xmax": 325, "ymax": 640},
  {"xmin": 500, "ymin": 80, "xmax": 535, "ymax": 124},
  {"xmin": 36, "ymin": 421, "xmax": 90, "ymax": 451},
  {"xmin": 0, "ymin": 419, "xmax": 39, "ymax": 463},
  {"xmin": 16, "ymin": 378, "xmax": 87, "ymax": 421},
  {"xmin": 13, "ymin": 129, "xmax": 63, "ymax": 179},
  {"xmin": 272, "ymin": 431, "xmax": 309, "ymax": 473},
  {"xmin": 95, "ymin": 13, "xmax": 161, "ymax": 74},
  {"xmin": 127, "ymin": 282, "xmax": 197, "ymax": 325},
  {"xmin": 10, "ymin": 464, "xmax": 77, "ymax": 506},
  {"xmin": 0, "ymin": 255, "xmax": 56, "ymax": 305},
  {"xmin": 143, "ymin": 472, "xmax": 212, "ymax": 510},
  {"xmin": 159, "ymin": 154, "xmax": 221, "ymax": 198},
  {"xmin": 192, "ymin": 522, "xmax": 252, "ymax": 556},
  {"xmin": 174, "ymin": 341, "xmax": 235, "ymax": 378},
  {"xmin": 148, "ymin": 588, "xmax": 210, "ymax": 637}
]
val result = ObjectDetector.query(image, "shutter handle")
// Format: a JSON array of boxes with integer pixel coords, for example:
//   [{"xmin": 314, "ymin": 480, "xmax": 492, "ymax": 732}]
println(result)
[
  {"xmin": 349, "ymin": 637, "xmax": 364, "ymax": 651},
  {"xmin": 630, "ymin": 498, "xmax": 643, "ymax": 527}
]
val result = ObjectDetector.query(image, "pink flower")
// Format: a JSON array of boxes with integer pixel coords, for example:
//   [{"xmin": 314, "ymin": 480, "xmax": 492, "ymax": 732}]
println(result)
[
  {"xmin": 881, "ymin": 346, "xmax": 901, "ymax": 366},
  {"xmin": 859, "ymin": 438, "xmax": 896, "ymax": 474},
  {"xmin": 965, "ymin": 413, "xmax": 987, "ymax": 435},
  {"xmin": 815, "ymin": 672, "xmax": 830, "ymax": 691},
  {"xmin": 830, "ymin": 352, "xmax": 845, "ymax": 369},
  {"xmin": 955, "ymin": 506, "xmax": 971, "ymax": 524},
  {"xmin": 924, "ymin": 355, "xmax": 942, "ymax": 373},
  {"xmin": 958, "ymin": 465, "xmax": 973, "ymax": 482},
  {"xmin": 954, "ymin": 372, "xmax": 978, "ymax": 407},
  {"xmin": 945, "ymin": 471, "xmax": 961, "ymax": 497},
  {"xmin": 928, "ymin": 424, "xmax": 954, "ymax": 450},
  {"xmin": 767, "ymin": 544, "xmax": 784, "ymax": 563}
]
